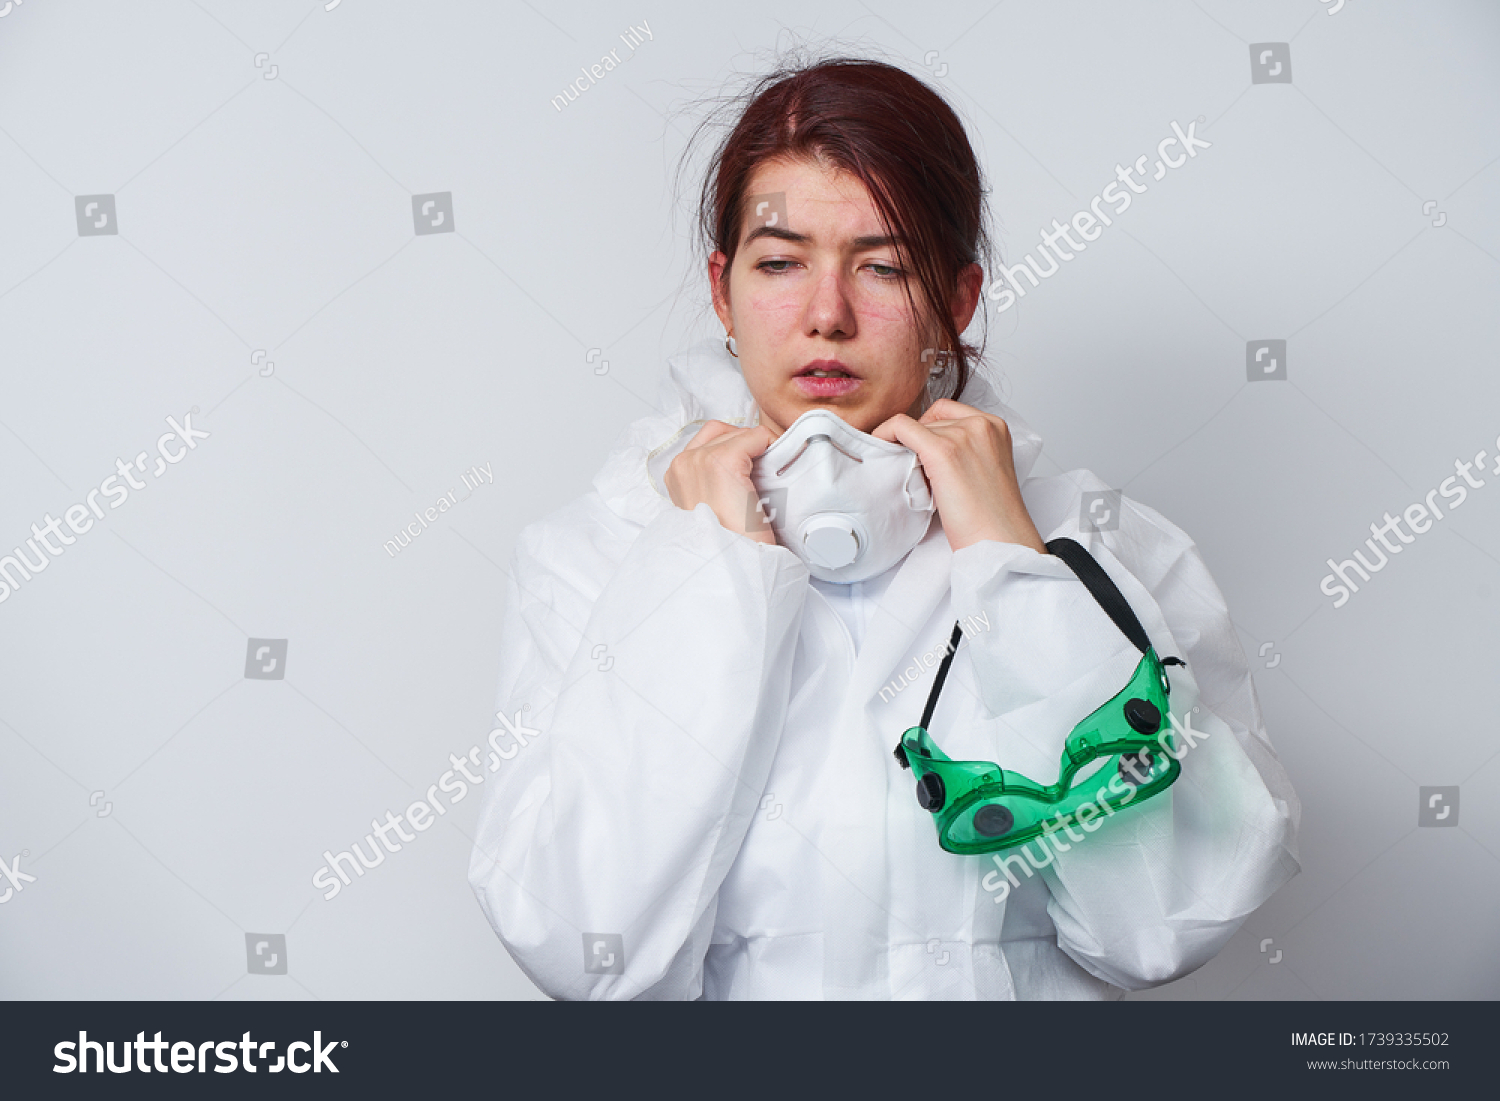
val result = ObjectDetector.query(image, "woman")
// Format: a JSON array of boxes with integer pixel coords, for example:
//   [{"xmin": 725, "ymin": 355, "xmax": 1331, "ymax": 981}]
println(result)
[{"xmin": 469, "ymin": 57, "xmax": 1300, "ymax": 1000}]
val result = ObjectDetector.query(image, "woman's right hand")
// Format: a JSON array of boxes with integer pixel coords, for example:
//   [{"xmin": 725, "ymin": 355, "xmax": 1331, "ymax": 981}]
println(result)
[{"xmin": 664, "ymin": 420, "xmax": 777, "ymax": 544}]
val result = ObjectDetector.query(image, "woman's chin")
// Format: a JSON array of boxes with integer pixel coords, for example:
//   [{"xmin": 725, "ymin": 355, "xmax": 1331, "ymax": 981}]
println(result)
[
  {"xmin": 759, "ymin": 393, "xmax": 902, "ymax": 437},
  {"xmin": 781, "ymin": 405, "xmax": 865, "ymax": 433}
]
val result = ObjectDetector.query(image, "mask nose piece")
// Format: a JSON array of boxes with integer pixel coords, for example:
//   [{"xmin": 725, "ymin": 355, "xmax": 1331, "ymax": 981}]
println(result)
[{"xmin": 799, "ymin": 514, "xmax": 862, "ymax": 569}]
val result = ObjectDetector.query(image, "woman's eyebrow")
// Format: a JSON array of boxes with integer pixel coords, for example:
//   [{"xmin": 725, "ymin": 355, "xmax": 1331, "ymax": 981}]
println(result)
[
  {"xmin": 743, "ymin": 226, "xmax": 902, "ymax": 249},
  {"xmin": 744, "ymin": 225, "xmax": 808, "ymax": 245}
]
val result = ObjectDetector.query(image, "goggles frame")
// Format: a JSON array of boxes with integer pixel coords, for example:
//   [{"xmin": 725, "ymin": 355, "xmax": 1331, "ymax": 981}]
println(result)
[{"xmin": 896, "ymin": 646, "xmax": 1178, "ymax": 855}]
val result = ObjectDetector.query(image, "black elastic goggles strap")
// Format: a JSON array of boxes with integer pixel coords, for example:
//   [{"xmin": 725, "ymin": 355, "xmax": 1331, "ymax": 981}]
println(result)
[
  {"xmin": 919, "ymin": 620, "xmax": 965, "ymax": 732},
  {"xmin": 1044, "ymin": 536, "xmax": 1153, "ymax": 657},
  {"xmin": 907, "ymin": 537, "xmax": 1165, "ymax": 765}
]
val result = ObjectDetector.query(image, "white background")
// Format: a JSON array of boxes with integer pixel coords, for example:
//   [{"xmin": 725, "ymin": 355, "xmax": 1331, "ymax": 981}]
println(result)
[{"xmin": 0, "ymin": 0, "xmax": 1497, "ymax": 999}]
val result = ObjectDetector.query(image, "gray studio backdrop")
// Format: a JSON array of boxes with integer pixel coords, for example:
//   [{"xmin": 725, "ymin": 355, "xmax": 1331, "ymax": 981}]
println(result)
[{"xmin": 1, "ymin": 0, "xmax": 1497, "ymax": 1001}]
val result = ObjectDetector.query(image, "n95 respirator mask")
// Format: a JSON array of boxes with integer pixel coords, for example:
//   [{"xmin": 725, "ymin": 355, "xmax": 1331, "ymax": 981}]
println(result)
[{"xmin": 750, "ymin": 409, "xmax": 934, "ymax": 584}]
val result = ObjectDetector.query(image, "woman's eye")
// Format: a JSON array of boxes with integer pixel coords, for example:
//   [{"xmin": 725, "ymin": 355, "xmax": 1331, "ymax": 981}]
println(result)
[
  {"xmin": 755, "ymin": 259, "xmax": 796, "ymax": 274},
  {"xmin": 867, "ymin": 263, "xmax": 903, "ymax": 279}
]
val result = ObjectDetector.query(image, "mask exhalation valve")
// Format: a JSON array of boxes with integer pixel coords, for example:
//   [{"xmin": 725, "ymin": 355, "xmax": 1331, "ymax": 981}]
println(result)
[{"xmin": 799, "ymin": 514, "xmax": 862, "ymax": 570}]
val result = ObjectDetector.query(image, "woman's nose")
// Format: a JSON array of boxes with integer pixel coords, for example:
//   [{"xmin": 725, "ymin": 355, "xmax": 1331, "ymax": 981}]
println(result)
[{"xmin": 802, "ymin": 269, "xmax": 857, "ymax": 340}]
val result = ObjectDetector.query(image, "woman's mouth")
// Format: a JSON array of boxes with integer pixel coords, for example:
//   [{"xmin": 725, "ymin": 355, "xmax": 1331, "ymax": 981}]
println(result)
[{"xmin": 794, "ymin": 361, "xmax": 862, "ymax": 398}]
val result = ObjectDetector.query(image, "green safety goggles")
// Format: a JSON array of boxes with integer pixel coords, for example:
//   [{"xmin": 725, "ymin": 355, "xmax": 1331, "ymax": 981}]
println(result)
[{"xmin": 895, "ymin": 537, "xmax": 1185, "ymax": 855}]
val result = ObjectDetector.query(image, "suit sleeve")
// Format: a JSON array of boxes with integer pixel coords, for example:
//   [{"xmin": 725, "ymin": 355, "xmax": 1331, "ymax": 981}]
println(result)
[
  {"xmin": 947, "ymin": 493, "xmax": 1301, "ymax": 991},
  {"xmin": 467, "ymin": 500, "xmax": 810, "ymax": 999}
]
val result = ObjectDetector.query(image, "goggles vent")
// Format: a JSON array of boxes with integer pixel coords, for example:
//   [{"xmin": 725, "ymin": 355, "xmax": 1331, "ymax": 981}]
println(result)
[
  {"xmin": 1123, "ymin": 697, "xmax": 1162, "ymax": 735},
  {"xmin": 915, "ymin": 773, "xmax": 945, "ymax": 811}
]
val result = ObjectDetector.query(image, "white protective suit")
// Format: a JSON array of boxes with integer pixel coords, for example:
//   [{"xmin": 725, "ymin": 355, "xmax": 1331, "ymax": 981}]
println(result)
[{"xmin": 468, "ymin": 338, "xmax": 1301, "ymax": 1000}]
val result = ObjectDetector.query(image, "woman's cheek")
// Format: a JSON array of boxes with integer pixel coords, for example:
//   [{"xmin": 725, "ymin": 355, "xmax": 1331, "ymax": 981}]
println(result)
[
  {"xmin": 853, "ymin": 285, "xmax": 917, "ymax": 327},
  {"xmin": 855, "ymin": 306, "xmax": 925, "ymax": 370},
  {"xmin": 743, "ymin": 290, "xmax": 806, "ymax": 328}
]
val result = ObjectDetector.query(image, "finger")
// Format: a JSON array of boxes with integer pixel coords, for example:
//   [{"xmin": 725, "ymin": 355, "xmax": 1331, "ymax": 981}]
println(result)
[
  {"xmin": 871, "ymin": 412, "xmax": 916, "ymax": 444},
  {"xmin": 920, "ymin": 398, "xmax": 978, "ymax": 424},
  {"xmin": 682, "ymin": 419, "xmax": 737, "ymax": 451},
  {"xmin": 714, "ymin": 423, "xmax": 775, "ymax": 461},
  {"xmin": 873, "ymin": 413, "xmax": 942, "ymax": 456},
  {"xmin": 919, "ymin": 404, "xmax": 1010, "ymax": 446}
]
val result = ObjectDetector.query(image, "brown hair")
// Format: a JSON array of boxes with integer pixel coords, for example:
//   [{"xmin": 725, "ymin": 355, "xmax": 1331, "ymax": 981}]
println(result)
[{"xmin": 693, "ymin": 55, "xmax": 992, "ymax": 400}]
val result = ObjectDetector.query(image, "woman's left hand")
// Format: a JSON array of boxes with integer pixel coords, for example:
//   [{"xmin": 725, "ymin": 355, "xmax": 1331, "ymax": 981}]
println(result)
[{"xmin": 873, "ymin": 398, "xmax": 1048, "ymax": 555}]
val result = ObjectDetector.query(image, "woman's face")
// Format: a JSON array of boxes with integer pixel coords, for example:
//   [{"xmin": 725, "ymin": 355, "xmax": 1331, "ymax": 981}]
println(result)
[{"xmin": 711, "ymin": 155, "xmax": 982, "ymax": 437}]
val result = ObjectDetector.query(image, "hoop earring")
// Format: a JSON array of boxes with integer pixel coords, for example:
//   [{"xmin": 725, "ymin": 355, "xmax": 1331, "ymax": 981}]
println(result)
[
  {"xmin": 725, "ymin": 334, "xmax": 738, "ymax": 358},
  {"xmin": 926, "ymin": 348, "xmax": 953, "ymax": 374}
]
